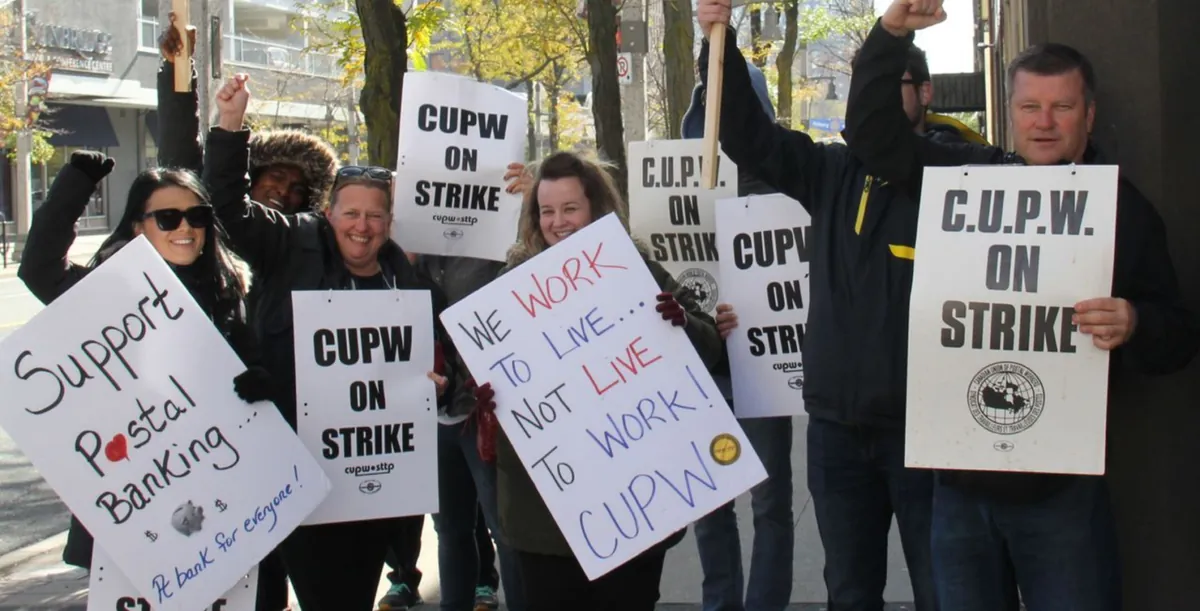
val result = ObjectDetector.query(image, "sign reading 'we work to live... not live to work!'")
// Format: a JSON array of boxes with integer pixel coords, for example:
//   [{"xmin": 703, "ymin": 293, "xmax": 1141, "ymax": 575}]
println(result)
[
  {"xmin": 906, "ymin": 165, "xmax": 1118, "ymax": 476},
  {"xmin": 441, "ymin": 213, "xmax": 766, "ymax": 580},
  {"xmin": 394, "ymin": 71, "xmax": 528, "ymax": 262},
  {"xmin": 0, "ymin": 237, "xmax": 330, "ymax": 611}
]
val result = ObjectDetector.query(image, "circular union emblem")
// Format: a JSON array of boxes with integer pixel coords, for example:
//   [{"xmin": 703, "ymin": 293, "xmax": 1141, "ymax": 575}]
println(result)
[
  {"xmin": 678, "ymin": 268, "xmax": 718, "ymax": 313},
  {"xmin": 967, "ymin": 361, "xmax": 1046, "ymax": 435},
  {"xmin": 709, "ymin": 433, "xmax": 741, "ymax": 466}
]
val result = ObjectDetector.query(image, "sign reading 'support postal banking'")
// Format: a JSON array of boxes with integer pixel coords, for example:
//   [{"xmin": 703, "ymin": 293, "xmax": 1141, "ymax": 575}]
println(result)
[
  {"xmin": 905, "ymin": 166, "xmax": 1118, "ymax": 475},
  {"xmin": 0, "ymin": 237, "xmax": 330, "ymax": 611},
  {"xmin": 394, "ymin": 71, "xmax": 528, "ymax": 262},
  {"xmin": 628, "ymin": 139, "xmax": 737, "ymax": 315},
  {"xmin": 440, "ymin": 213, "xmax": 766, "ymax": 580}
]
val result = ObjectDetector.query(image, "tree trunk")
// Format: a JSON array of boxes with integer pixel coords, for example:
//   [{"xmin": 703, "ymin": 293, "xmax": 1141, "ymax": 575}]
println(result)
[
  {"xmin": 585, "ymin": 0, "xmax": 627, "ymax": 196},
  {"xmin": 354, "ymin": 0, "xmax": 407, "ymax": 168},
  {"xmin": 548, "ymin": 64, "xmax": 563, "ymax": 150},
  {"xmin": 776, "ymin": 0, "xmax": 799, "ymax": 128},
  {"xmin": 749, "ymin": 6, "xmax": 766, "ymax": 68},
  {"xmin": 661, "ymin": 0, "xmax": 695, "ymax": 139},
  {"xmin": 526, "ymin": 82, "xmax": 537, "ymax": 161}
]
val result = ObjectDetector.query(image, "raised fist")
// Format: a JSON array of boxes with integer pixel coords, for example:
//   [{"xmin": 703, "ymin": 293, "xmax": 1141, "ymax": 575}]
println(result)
[
  {"xmin": 69, "ymin": 151, "xmax": 115, "ymax": 183},
  {"xmin": 881, "ymin": 0, "xmax": 947, "ymax": 36},
  {"xmin": 214, "ymin": 74, "xmax": 251, "ymax": 131},
  {"xmin": 159, "ymin": 12, "xmax": 197, "ymax": 63}
]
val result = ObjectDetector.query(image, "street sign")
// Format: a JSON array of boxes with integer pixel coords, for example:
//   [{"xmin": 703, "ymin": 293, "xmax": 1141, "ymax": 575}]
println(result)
[
  {"xmin": 617, "ymin": 52, "xmax": 633, "ymax": 85},
  {"xmin": 808, "ymin": 118, "xmax": 842, "ymax": 132}
]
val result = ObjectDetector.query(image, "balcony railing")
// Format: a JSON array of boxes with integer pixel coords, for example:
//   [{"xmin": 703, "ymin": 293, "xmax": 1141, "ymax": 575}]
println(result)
[{"xmin": 223, "ymin": 34, "xmax": 339, "ymax": 77}]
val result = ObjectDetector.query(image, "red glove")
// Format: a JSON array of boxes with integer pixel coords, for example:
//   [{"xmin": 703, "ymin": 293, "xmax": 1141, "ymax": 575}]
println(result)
[
  {"xmin": 656, "ymin": 291, "xmax": 688, "ymax": 328},
  {"xmin": 467, "ymin": 378, "xmax": 498, "ymax": 463}
]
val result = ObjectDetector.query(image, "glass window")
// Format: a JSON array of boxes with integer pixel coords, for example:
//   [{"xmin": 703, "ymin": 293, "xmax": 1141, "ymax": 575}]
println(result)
[{"xmin": 139, "ymin": 0, "xmax": 160, "ymax": 51}]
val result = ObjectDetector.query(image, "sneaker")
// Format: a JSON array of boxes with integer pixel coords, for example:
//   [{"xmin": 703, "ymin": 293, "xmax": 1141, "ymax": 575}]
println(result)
[
  {"xmin": 474, "ymin": 585, "xmax": 499, "ymax": 610},
  {"xmin": 378, "ymin": 583, "xmax": 423, "ymax": 611}
]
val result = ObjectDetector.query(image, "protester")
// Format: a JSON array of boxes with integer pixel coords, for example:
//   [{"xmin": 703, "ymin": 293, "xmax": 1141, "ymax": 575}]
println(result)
[
  {"xmin": 405, "ymin": 158, "xmax": 528, "ymax": 611},
  {"xmin": 378, "ymin": 518, "xmax": 425, "ymax": 611},
  {"xmin": 694, "ymin": 1, "xmax": 998, "ymax": 609},
  {"xmin": 204, "ymin": 74, "xmax": 452, "ymax": 611},
  {"xmin": 17, "ymin": 152, "xmax": 277, "ymax": 578},
  {"xmin": 681, "ymin": 58, "xmax": 796, "ymax": 611},
  {"xmin": 157, "ymin": 14, "xmax": 336, "ymax": 213},
  {"xmin": 843, "ymin": 1, "xmax": 1200, "ymax": 609},
  {"xmin": 469, "ymin": 150, "xmax": 723, "ymax": 610}
]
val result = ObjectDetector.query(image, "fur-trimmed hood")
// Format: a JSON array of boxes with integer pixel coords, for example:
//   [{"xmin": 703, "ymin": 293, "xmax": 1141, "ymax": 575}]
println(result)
[{"xmin": 249, "ymin": 130, "xmax": 338, "ymax": 211}]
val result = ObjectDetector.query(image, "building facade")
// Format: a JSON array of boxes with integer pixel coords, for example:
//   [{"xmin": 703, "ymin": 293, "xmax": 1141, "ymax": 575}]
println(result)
[{"xmin": 2, "ymin": 0, "xmax": 353, "ymax": 238}]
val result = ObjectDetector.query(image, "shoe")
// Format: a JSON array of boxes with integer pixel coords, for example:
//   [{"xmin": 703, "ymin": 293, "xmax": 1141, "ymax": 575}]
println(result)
[
  {"xmin": 378, "ymin": 583, "xmax": 423, "ymax": 611},
  {"xmin": 474, "ymin": 585, "xmax": 499, "ymax": 610}
]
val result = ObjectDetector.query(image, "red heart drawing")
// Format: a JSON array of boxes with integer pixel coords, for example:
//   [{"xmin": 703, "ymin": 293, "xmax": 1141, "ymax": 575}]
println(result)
[{"xmin": 104, "ymin": 434, "xmax": 129, "ymax": 463}]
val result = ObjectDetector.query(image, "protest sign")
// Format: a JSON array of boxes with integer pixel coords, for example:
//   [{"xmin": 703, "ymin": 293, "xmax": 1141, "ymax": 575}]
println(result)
[
  {"xmin": 906, "ymin": 165, "xmax": 1118, "ymax": 475},
  {"xmin": 0, "ymin": 237, "xmax": 330, "ymax": 610},
  {"xmin": 394, "ymin": 71, "xmax": 528, "ymax": 262},
  {"xmin": 715, "ymin": 194, "xmax": 811, "ymax": 418},
  {"xmin": 440, "ymin": 213, "xmax": 767, "ymax": 579},
  {"xmin": 628, "ymin": 140, "xmax": 738, "ymax": 315},
  {"xmin": 88, "ymin": 546, "xmax": 258, "ymax": 611},
  {"xmin": 293, "ymin": 290, "xmax": 438, "ymax": 524}
]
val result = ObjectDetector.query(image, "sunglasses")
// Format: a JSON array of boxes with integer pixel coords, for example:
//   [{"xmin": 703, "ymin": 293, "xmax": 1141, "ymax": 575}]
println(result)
[
  {"xmin": 141, "ymin": 206, "xmax": 214, "ymax": 231},
  {"xmin": 336, "ymin": 166, "xmax": 393, "ymax": 184}
]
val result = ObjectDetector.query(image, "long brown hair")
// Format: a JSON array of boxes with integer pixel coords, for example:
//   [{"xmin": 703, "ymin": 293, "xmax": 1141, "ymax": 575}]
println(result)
[{"xmin": 510, "ymin": 151, "xmax": 631, "ymax": 266}]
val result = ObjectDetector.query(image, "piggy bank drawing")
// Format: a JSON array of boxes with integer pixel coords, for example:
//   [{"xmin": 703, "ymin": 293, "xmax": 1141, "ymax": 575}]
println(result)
[{"xmin": 171, "ymin": 501, "xmax": 205, "ymax": 537}]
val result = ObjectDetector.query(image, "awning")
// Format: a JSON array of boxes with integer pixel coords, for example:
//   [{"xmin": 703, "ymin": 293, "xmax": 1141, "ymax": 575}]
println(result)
[{"xmin": 44, "ymin": 103, "xmax": 120, "ymax": 149}]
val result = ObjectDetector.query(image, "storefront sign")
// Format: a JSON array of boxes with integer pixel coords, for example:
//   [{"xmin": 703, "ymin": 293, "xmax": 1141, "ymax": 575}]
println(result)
[{"xmin": 26, "ymin": 14, "xmax": 114, "ymax": 74}]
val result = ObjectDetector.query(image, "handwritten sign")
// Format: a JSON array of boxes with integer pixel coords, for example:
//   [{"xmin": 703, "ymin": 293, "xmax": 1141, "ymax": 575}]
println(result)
[
  {"xmin": 88, "ymin": 546, "xmax": 257, "ymax": 611},
  {"xmin": 292, "ymin": 290, "xmax": 439, "ymax": 524},
  {"xmin": 906, "ymin": 166, "xmax": 1118, "ymax": 475},
  {"xmin": 440, "ymin": 213, "xmax": 766, "ymax": 579},
  {"xmin": 0, "ymin": 237, "xmax": 330, "ymax": 610},
  {"xmin": 715, "ymin": 194, "xmax": 811, "ymax": 418},
  {"xmin": 628, "ymin": 140, "xmax": 737, "ymax": 315},
  {"xmin": 394, "ymin": 71, "xmax": 528, "ymax": 262}
]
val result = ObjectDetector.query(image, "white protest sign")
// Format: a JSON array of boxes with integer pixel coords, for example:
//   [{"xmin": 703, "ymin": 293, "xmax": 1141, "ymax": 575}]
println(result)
[
  {"xmin": 628, "ymin": 139, "xmax": 738, "ymax": 315},
  {"xmin": 906, "ymin": 165, "xmax": 1118, "ymax": 475},
  {"xmin": 440, "ymin": 213, "xmax": 767, "ymax": 579},
  {"xmin": 87, "ymin": 546, "xmax": 258, "ymax": 611},
  {"xmin": 0, "ymin": 237, "xmax": 330, "ymax": 610},
  {"xmin": 394, "ymin": 71, "xmax": 528, "ymax": 262},
  {"xmin": 292, "ymin": 290, "xmax": 438, "ymax": 524},
  {"xmin": 715, "ymin": 194, "xmax": 811, "ymax": 418}
]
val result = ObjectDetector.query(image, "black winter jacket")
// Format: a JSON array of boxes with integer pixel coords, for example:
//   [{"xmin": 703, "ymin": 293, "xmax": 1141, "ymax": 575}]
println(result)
[
  {"xmin": 699, "ymin": 29, "xmax": 981, "ymax": 428},
  {"xmin": 845, "ymin": 19, "xmax": 1200, "ymax": 499},
  {"xmin": 202, "ymin": 128, "xmax": 455, "ymax": 427}
]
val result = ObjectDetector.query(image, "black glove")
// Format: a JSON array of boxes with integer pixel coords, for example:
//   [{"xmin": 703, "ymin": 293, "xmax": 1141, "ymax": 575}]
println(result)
[
  {"xmin": 233, "ymin": 366, "xmax": 275, "ymax": 404},
  {"xmin": 69, "ymin": 151, "xmax": 115, "ymax": 183}
]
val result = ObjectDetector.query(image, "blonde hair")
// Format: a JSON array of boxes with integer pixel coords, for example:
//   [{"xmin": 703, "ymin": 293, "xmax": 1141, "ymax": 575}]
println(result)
[{"xmin": 510, "ymin": 151, "xmax": 631, "ymax": 265}]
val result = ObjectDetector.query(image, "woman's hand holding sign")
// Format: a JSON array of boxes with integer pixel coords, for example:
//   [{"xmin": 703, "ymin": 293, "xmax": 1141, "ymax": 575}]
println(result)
[
  {"xmin": 656, "ymin": 292, "xmax": 688, "ymax": 328},
  {"xmin": 1074, "ymin": 297, "xmax": 1137, "ymax": 350},
  {"xmin": 504, "ymin": 162, "xmax": 533, "ymax": 196},
  {"xmin": 714, "ymin": 303, "xmax": 738, "ymax": 339}
]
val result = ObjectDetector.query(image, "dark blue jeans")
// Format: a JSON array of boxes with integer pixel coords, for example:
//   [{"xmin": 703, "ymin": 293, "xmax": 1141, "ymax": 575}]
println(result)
[
  {"xmin": 694, "ymin": 416, "xmax": 795, "ymax": 611},
  {"xmin": 931, "ymin": 474, "xmax": 1121, "ymax": 611},
  {"xmin": 806, "ymin": 417, "xmax": 936, "ymax": 611},
  {"xmin": 432, "ymin": 417, "xmax": 526, "ymax": 611}
]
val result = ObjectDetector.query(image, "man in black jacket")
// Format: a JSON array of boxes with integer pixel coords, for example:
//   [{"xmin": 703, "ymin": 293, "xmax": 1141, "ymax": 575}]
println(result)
[
  {"xmin": 844, "ymin": 2, "xmax": 1200, "ymax": 610},
  {"xmin": 695, "ymin": 1, "xmax": 994, "ymax": 609}
]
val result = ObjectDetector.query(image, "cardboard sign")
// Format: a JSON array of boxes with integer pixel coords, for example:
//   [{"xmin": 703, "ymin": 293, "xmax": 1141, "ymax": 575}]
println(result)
[
  {"xmin": 0, "ymin": 237, "xmax": 330, "ymax": 610},
  {"xmin": 293, "ymin": 290, "xmax": 439, "ymax": 524},
  {"xmin": 394, "ymin": 71, "xmax": 528, "ymax": 262},
  {"xmin": 87, "ymin": 546, "xmax": 258, "ymax": 611},
  {"xmin": 905, "ymin": 165, "xmax": 1118, "ymax": 475},
  {"xmin": 440, "ymin": 213, "xmax": 766, "ymax": 579},
  {"xmin": 715, "ymin": 194, "xmax": 811, "ymax": 418}
]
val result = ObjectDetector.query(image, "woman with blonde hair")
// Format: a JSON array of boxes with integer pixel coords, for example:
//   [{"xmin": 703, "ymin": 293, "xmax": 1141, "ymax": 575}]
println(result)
[{"xmin": 471, "ymin": 150, "xmax": 724, "ymax": 610}]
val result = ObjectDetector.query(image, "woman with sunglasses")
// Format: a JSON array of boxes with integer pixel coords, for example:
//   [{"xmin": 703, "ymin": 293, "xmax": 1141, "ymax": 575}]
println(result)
[
  {"xmin": 18, "ymin": 151, "xmax": 277, "ymax": 578},
  {"xmin": 205, "ymin": 74, "xmax": 453, "ymax": 611}
]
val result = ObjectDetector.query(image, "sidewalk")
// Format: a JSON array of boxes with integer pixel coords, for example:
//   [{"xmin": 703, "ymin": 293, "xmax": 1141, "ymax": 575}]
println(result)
[{"xmin": 0, "ymin": 233, "xmax": 111, "ymax": 280}]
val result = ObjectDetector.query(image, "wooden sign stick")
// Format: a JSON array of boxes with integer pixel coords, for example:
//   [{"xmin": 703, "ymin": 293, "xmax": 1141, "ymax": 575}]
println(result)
[
  {"xmin": 173, "ymin": 0, "xmax": 192, "ymax": 92},
  {"xmin": 701, "ymin": 24, "xmax": 726, "ymax": 190}
]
